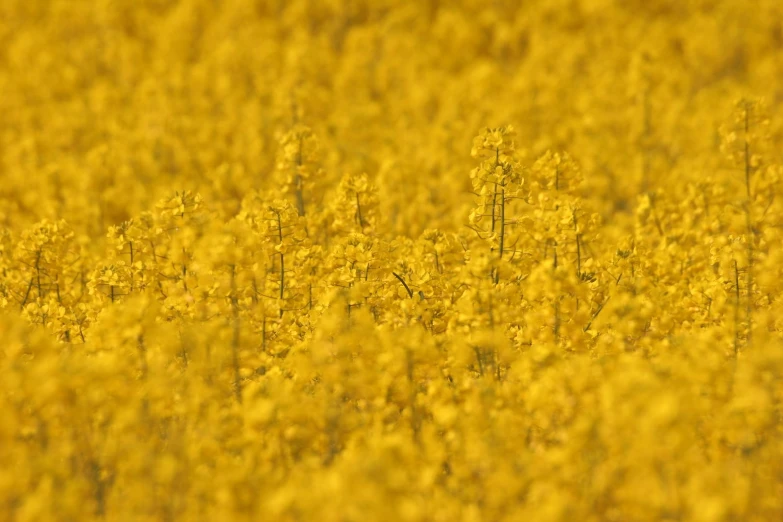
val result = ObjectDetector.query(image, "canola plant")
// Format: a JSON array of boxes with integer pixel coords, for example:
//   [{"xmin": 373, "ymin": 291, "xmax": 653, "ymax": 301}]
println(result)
[{"xmin": 1, "ymin": 1, "xmax": 783, "ymax": 521}]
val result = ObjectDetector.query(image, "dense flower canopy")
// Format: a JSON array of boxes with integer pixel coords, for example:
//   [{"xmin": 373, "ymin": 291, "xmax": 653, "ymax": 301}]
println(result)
[{"xmin": 1, "ymin": 1, "xmax": 783, "ymax": 521}]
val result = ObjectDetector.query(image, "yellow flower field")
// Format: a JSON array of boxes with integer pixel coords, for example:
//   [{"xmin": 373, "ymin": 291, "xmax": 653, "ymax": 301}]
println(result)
[{"xmin": 1, "ymin": 1, "xmax": 783, "ymax": 520}]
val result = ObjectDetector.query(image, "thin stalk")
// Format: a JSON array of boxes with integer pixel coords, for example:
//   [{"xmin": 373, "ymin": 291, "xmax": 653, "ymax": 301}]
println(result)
[
  {"xmin": 21, "ymin": 277, "xmax": 34, "ymax": 309},
  {"xmin": 574, "ymin": 210, "xmax": 582, "ymax": 277},
  {"xmin": 392, "ymin": 272, "xmax": 414, "ymax": 298},
  {"xmin": 499, "ymin": 182, "xmax": 506, "ymax": 259},
  {"xmin": 473, "ymin": 346, "xmax": 484, "ymax": 376},
  {"xmin": 583, "ymin": 296, "xmax": 610, "ymax": 333},
  {"xmin": 745, "ymin": 210, "xmax": 753, "ymax": 346},
  {"xmin": 129, "ymin": 241, "xmax": 134, "ymax": 291},
  {"xmin": 355, "ymin": 193, "xmax": 364, "ymax": 228},
  {"xmin": 35, "ymin": 250, "xmax": 42, "ymax": 298},
  {"xmin": 295, "ymin": 136, "xmax": 305, "ymax": 216},
  {"xmin": 743, "ymin": 102, "xmax": 754, "ymax": 345},
  {"xmin": 491, "ymin": 184, "xmax": 498, "ymax": 233},
  {"xmin": 230, "ymin": 265, "xmax": 242, "ymax": 403},
  {"xmin": 491, "ymin": 147, "xmax": 500, "ymax": 232},
  {"xmin": 734, "ymin": 259, "xmax": 741, "ymax": 357},
  {"xmin": 277, "ymin": 213, "xmax": 285, "ymax": 318}
]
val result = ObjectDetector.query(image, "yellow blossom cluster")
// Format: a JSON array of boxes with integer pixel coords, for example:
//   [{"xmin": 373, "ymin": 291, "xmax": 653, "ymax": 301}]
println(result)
[{"xmin": 1, "ymin": 1, "xmax": 783, "ymax": 521}]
